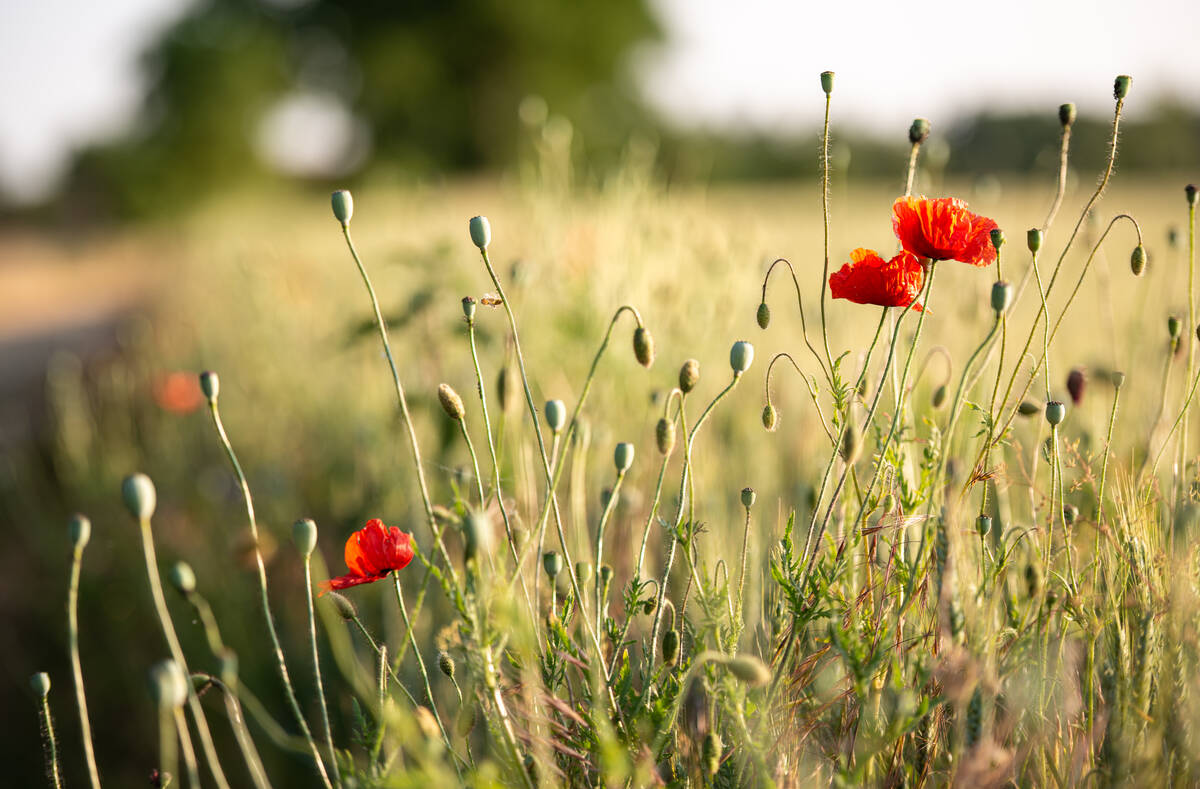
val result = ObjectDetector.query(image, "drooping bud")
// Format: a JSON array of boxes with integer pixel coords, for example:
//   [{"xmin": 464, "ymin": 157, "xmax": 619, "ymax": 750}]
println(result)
[
  {"xmin": 167, "ymin": 561, "xmax": 196, "ymax": 596},
  {"xmin": 1027, "ymin": 228, "xmax": 1043, "ymax": 254},
  {"xmin": 327, "ymin": 591, "xmax": 357, "ymax": 620},
  {"xmin": 1130, "ymin": 245, "xmax": 1147, "ymax": 276},
  {"xmin": 542, "ymin": 551, "xmax": 562, "ymax": 578},
  {"xmin": 976, "ymin": 514, "xmax": 992, "ymax": 537},
  {"xmin": 1066, "ymin": 368, "xmax": 1086, "ymax": 406},
  {"xmin": 931, "ymin": 385, "xmax": 947, "ymax": 409},
  {"xmin": 122, "ymin": 473, "xmax": 157, "ymax": 521},
  {"xmin": 69, "ymin": 513, "xmax": 91, "ymax": 550},
  {"xmin": 148, "ymin": 660, "xmax": 188, "ymax": 709},
  {"xmin": 908, "ymin": 118, "xmax": 931, "ymax": 145},
  {"xmin": 199, "ymin": 370, "xmax": 219, "ymax": 402},
  {"xmin": 1169, "ymin": 315, "xmax": 1183, "ymax": 342},
  {"xmin": 662, "ymin": 629, "xmax": 680, "ymax": 666},
  {"xmin": 1018, "ymin": 401, "xmax": 1041, "ymax": 417},
  {"xmin": 820, "ymin": 71, "xmax": 834, "ymax": 95},
  {"xmin": 679, "ymin": 359, "xmax": 701, "ymax": 393},
  {"xmin": 1113, "ymin": 75, "xmax": 1132, "ymax": 100},
  {"xmin": 544, "ymin": 399, "xmax": 567, "ymax": 434},
  {"xmin": 1045, "ymin": 400, "xmax": 1066, "ymax": 427},
  {"xmin": 762, "ymin": 403, "xmax": 778, "ymax": 431},
  {"xmin": 1058, "ymin": 103, "xmax": 1077, "ymax": 127},
  {"xmin": 724, "ymin": 654, "xmax": 771, "ymax": 686},
  {"xmin": 437, "ymin": 383, "xmax": 466, "ymax": 421},
  {"xmin": 468, "ymin": 216, "xmax": 491, "ymax": 250},
  {"xmin": 461, "ymin": 296, "xmax": 477, "ymax": 322},
  {"xmin": 331, "ymin": 190, "xmax": 353, "ymax": 226},
  {"xmin": 840, "ymin": 424, "xmax": 862, "ymax": 465},
  {"xmin": 633, "ymin": 327, "xmax": 655, "ymax": 368},
  {"xmin": 756, "ymin": 302, "xmax": 771, "ymax": 329},
  {"xmin": 437, "ymin": 651, "xmax": 455, "ymax": 679},
  {"xmin": 989, "ymin": 228, "xmax": 1005, "ymax": 252},
  {"xmin": 614, "ymin": 442, "xmax": 635, "ymax": 474},
  {"xmin": 30, "ymin": 672, "xmax": 51, "ymax": 698},
  {"xmin": 293, "ymin": 518, "xmax": 318, "ymax": 557},
  {"xmin": 741, "ymin": 487, "xmax": 756, "ymax": 509},
  {"xmin": 991, "ymin": 281, "xmax": 1013, "ymax": 314},
  {"xmin": 730, "ymin": 341, "xmax": 755, "ymax": 374},
  {"xmin": 655, "ymin": 418, "xmax": 676, "ymax": 455}
]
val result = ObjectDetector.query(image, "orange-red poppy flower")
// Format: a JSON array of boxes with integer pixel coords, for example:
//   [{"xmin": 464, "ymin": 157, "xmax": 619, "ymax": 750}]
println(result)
[
  {"xmin": 153, "ymin": 372, "xmax": 205, "ymax": 414},
  {"xmin": 829, "ymin": 248, "xmax": 925, "ymax": 310},
  {"xmin": 321, "ymin": 519, "xmax": 414, "ymax": 593},
  {"xmin": 892, "ymin": 196, "xmax": 999, "ymax": 266}
]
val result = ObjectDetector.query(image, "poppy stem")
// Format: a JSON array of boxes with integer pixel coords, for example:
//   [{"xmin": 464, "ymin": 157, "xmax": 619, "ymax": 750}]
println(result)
[
  {"xmin": 761, "ymin": 258, "xmax": 833, "ymax": 389},
  {"xmin": 1095, "ymin": 382, "xmax": 1122, "ymax": 583},
  {"xmin": 174, "ymin": 705, "xmax": 201, "ymax": 789},
  {"xmin": 392, "ymin": 575, "xmax": 460, "ymax": 767},
  {"xmin": 1176, "ymin": 198, "xmax": 1197, "ymax": 543},
  {"xmin": 594, "ymin": 468, "xmax": 628, "ymax": 634},
  {"xmin": 903, "ymin": 141, "xmax": 921, "ymax": 197},
  {"xmin": 765, "ymin": 352, "xmax": 836, "ymax": 445},
  {"xmin": 67, "ymin": 533, "xmax": 101, "ymax": 789},
  {"xmin": 819, "ymin": 92, "xmax": 836, "ymax": 376},
  {"xmin": 303, "ymin": 556, "xmax": 341, "ymax": 788}
]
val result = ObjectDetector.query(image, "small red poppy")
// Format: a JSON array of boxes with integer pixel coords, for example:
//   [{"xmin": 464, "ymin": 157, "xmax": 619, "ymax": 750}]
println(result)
[
  {"xmin": 153, "ymin": 372, "xmax": 205, "ymax": 414},
  {"xmin": 321, "ymin": 519, "xmax": 414, "ymax": 593},
  {"xmin": 892, "ymin": 196, "xmax": 999, "ymax": 266},
  {"xmin": 829, "ymin": 248, "xmax": 925, "ymax": 310}
]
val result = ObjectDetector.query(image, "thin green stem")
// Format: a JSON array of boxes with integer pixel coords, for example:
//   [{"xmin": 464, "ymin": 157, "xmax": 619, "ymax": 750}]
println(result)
[
  {"xmin": 38, "ymin": 694, "xmax": 63, "ymax": 789},
  {"xmin": 904, "ymin": 141, "xmax": 921, "ymax": 197},
  {"xmin": 174, "ymin": 705, "xmax": 201, "ymax": 789},
  {"xmin": 1096, "ymin": 382, "xmax": 1122, "ymax": 576},
  {"xmin": 761, "ymin": 258, "xmax": 832, "ymax": 388},
  {"xmin": 594, "ymin": 469, "xmax": 627, "ymax": 634},
  {"xmin": 819, "ymin": 93, "xmax": 836, "ymax": 374},
  {"xmin": 304, "ymin": 558, "xmax": 340, "ymax": 787},
  {"xmin": 67, "ymin": 543, "xmax": 100, "ymax": 789}
]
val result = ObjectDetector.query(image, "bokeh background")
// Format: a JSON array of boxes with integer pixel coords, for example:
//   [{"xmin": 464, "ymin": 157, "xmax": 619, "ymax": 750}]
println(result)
[{"xmin": 2, "ymin": 0, "xmax": 1198, "ymax": 784}]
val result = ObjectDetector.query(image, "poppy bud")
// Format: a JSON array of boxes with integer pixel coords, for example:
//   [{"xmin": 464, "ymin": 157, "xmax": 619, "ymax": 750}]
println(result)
[
  {"xmin": 1113, "ymin": 75, "xmax": 1132, "ymax": 100},
  {"xmin": 1067, "ymin": 368, "xmax": 1085, "ymax": 405},
  {"xmin": 599, "ymin": 565, "xmax": 614, "ymax": 589},
  {"xmin": 438, "ymin": 383, "xmax": 466, "ymax": 421},
  {"xmin": 989, "ymin": 228, "xmax": 1005, "ymax": 252},
  {"xmin": 820, "ymin": 71, "xmax": 834, "ymax": 95},
  {"xmin": 1187, "ymin": 184, "xmax": 1198, "ymax": 207},
  {"xmin": 841, "ymin": 424, "xmax": 862, "ymax": 464},
  {"xmin": 496, "ymin": 366, "xmax": 517, "ymax": 414},
  {"xmin": 1112, "ymin": 371, "xmax": 1126, "ymax": 390},
  {"xmin": 991, "ymin": 281, "xmax": 1013, "ymax": 315},
  {"xmin": 331, "ymin": 190, "xmax": 353, "ymax": 226},
  {"xmin": 730, "ymin": 341, "xmax": 755, "ymax": 374},
  {"xmin": 1027, "ymin": 228, "xmax": 1043, "ymax": 254},
  {"xmin": 633, "ymin": 327, "xmax": 655, "ymax": 368},
  {"xmin": 69, "ymin": 513, "xmax": 91, "ymax": 550},
  {"xmin": 30, "ymin": 672, "xmax": 51, "ymax": 698},
  {"xmin": 655, "ymin": 418, "xmax": 676, "ymax": 455},
  {"xmin": 762, "ymin": 403, "xmax": 778, "ymax": 431},
  {"xmin": 293, "ymin": 518, "xmax": 318, "ymax": 557},
  {"xmin": 468, "ymin": 216, "xmax": 491, "ymax": 250},
  {"xmin": 1045, "ymin": 400, "xmax": 1066, "ymax": 427},
  {"xmin": 1130, "ymin": 245, "xmax": 1147, "ymax": 276},
  {"xmin": 461, "ymin": 296, "xmax": 477, "ymax": 322},
  {"xmin": 544, "ymin": 399, "xmax": 567, "ymax": 434},
  {"xmin": 756, "ymin": 301, "xmax": 771, "ymax": 329},
  {"xmin": 662, "ymin": 628, "xmax": 680, "ymax": 666},
  {"xmin": 437, "ymin": 651, "xmax": 455, "ymax": 679},
  {"xmin": 976, "ymin": 514, "xmax": 992, "ymax": 537},
  {"xmin": 327, "ymin": 591, "xmax": 357, "ymax": 620},
  {"xmin": 725, "ymin": 654, "xmax": 771, "ymax": 686},
  {"xmin": 908, "ymin": 118, "xmax": 931, "ymax": 145},
  {"xmin": 642, "ymin": 599, "xmax": 655, "ymax": 615},
  {"xmin": 614, "ymin": 442, "xmax": 635, "ymax": 473},
  {"xmin": 741, "ymin": 487, "xmax": 756, "ymax": 508},
  {"xmin": 881, "ymin": 493, "xmax": 896, "ymax": 512},
  {"xmin": 1169, "ymin": 315, "xmax": 1183, "ymax": 342},
  {"xmin": 575, "ymin": 561, "xmax": 593, "ymax": 585},
  {"xmin": 168, "ymin": 561, "xmax": 196, "ymax": 595},
  {"xmin": 148, "ymin": 660, "xmax": 188, "ymax": 709},
  {"xmin": 703, "ymin": 731, "xmax": 722, "ymax": 776},
  {"xmin": 1018, "ymin": 400, "xmax": 1040, "ymax": 416},
  {"xmin": 1063, "ymin": 503, "xmax": 1078, "ymax": 525},
  {"xmin": 200, "ymin": 370, "xmax": 219, "ymax": 402},
  {"xmin": 122, "ymin": 473, "xmax": 157, "ymax": 521},
  {"xmin": 931, "ymin": 384, "xmax": 947, "ymax": 409},
  {"xmin": 543, "ymin": 551, "xmax": 562, "ymax": 578},
  {"xmin": 1058, "ymin": 103, "xmax": 1077, "ymax": 127}
]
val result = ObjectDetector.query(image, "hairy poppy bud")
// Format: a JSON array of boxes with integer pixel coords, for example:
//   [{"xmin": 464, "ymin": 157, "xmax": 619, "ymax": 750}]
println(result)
[
  {"xmin": 293, "ymin": 518, "xmax": 318, "ymax": 557},
  {"xmin": 1045, "ymin": 400, "xmax": 1066, "ymax": 427},
  {"xmin": 1169, "ymin": 315, "xmax": 1183, "ymax": 342},
  {"xmin": 1112, "ymin": 371, "xmax": 1126, "ymax": 390},
  {"xmin": 991, "ymin": 281, "xmax": 1013, "ymax": 315},
  {"xmin": 544, "ymin": 399, "xmax": 566, "ymax": 434},
  {"xmin": 461, "ymin": 296, "xmax": 476, "ymax": 322},
  {"xmin": 149, "ymin": 660, "xmax": 188, "ymax": 709},
  {"xmin": 725, "ymin": 654, "xmax": 771, "ymax": 686},
  {"xmin": 614, "ymin": 442, "xmax": 635, "ymax": 473},
  {"xmin": 30, "ymin": 672, "xmax": 51, "ymax": 698},
  {"xmin": 1063, "ymin": 503, "xmax": 1078, "ymax": 525},
  {"xmin": 656, "ymin": 418, "xmax": 676, "ymax": 455},
  {"xmin": 1188, "ymin": 184, "xmax": 1198, "ymax": 207},
  {"xmin": 756, "ymin": 301, "xmax": 771, "ymax": 329},
  {"xmin": 327, "ymin": 591, "xmax": 357, "ymax": 620},
  {"xmin": 662, "ymin": 628, "xmax": 680, "ymax": 666},
  {"xmin": 820, "ymin": 71, "xmax": 834, "ymax": 95},
  {"xmin": 331, "ymin": 190, "xmax": 353, "ymax": 226},
  {"xmin": 1130, "ymin": 244, "xmax": 1147, "ymax": 276},
  {"xmin": 703, "ymin": 732, "xmax": 722, "ymax": 776},
  {"xmin": 931, "ymin": 384, "xmax": 947, "ymax": 409},
  {"xmin": 69, "ymin": 513, "xmax": 91, "ymax": 549},
  {"xmin": 1058, "ymin": 103, "xmax": 1077, "ymax": 127},
  {"xmin": 575, "ymin": 561, "xmax": 593, "ymax": 586},
  {"xmin": 437, "ymin": 651, "xmax": 455, "ymax": 679},
  {"xmin": 540, "ymin": 552, "xmax": 562, "ymax": 581},
  {"xmin": 1018, "ymin": 400, "xmax": 1040, "ymax": 417},
  {"xmin": 122, "ymin": 473, "xmax": 157, "ymax": 521},
  {"xmin": 730, "ymin": 341, "xmax": 755, "ymax": 374},
  {"xmin": 908, "ymin": 118, "xmax": 931, "ymax": 145},
  {"xmin": 678, "ymin": 359, "xmax": 701, "ymax": 394},
  {"xmin": 168, "ymin": 561, "xmax": 196, "ymax": 595},
  {"xmin": 840, "ymin": 424, "xmax": 862, "ymax": 464},
  {"xmin": 762, "ymin": 403, "xmax": 778, "ymax": 431},
  {"xmin": 599, "ymin": 565, "xmax": 613, "ymax": 590},
  {"xmin": 633, "ymin": 327, "xmax": 655, "ymax": 368},
  {"xmin": 881, "ymin": 493, "xmax": 896, "ymax": 512},
  {"xmin": 468, "ymin": 216, "xmax": 491, "ymax": 250},
  {"xmin": 989, "ymin": 228, "xmax": 1005, "ymax": 252},
  {"xmin": 741, "ymin": 487, "xmax": 756, "ymax": 508},
  {"xmin": 438, "ymin": 383, "xmax": 466, "ymax": 421},
  {"xmin": 1027, "ymin": 228, "xmax": 1043, "ymax": 254},
  {"xmin": 199, "ymin": 370, "xmax": 219, "ymax": 402},
  {"xmin": 1067, "ymin": 368, "xmax": 1085, "ymax": 405},
  {"xmin": 976, "ymin": 514, "xmax": 992, "ymax": 537},
  {"xmin": 1113, "ymin": 75, "xmax": 1132, "ymax": 100}
]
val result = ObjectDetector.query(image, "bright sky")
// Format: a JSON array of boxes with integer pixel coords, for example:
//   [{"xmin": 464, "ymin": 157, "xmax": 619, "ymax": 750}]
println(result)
[{"xmin": 2, "ymin": 0, "xmax": 1198, "ymax": 203}]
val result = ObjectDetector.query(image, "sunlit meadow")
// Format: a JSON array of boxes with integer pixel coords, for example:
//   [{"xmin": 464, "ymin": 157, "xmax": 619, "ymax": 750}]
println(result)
[{"xmin": 13, "ymin": 73, "xmax": 1200, "ymax": 787}]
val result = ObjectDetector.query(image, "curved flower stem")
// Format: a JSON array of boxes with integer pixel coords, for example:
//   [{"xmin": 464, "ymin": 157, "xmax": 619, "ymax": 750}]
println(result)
[
  {"xmin": 594, "ymin": 468, "xmax": 627, "ymax": 634},
  {"xmin": 195, "ymin": 671, "xmax": 272, "ymax": 789},
  {"xmin": 303, "ymin": 557, "xmax": 340, "ymax": 788},
  {"xmin": 1042, "ymin": 117, "xmax": 1074, "ymax": 233},
  {"xmin": 67, "ymin": 539, "xmax": 100, "ymax": 789},
  {"xmin": 634, "ymin": 390, "xmax": 683, "ymax": 582},
  {"xmin": 37, "ymin": 691, "xmax": 63, "ymax": 789},
  {"xmin": 764, "ymin": 352, "xmax": 835, "ymax": 445},
  {"xmin": 173, "ymin": 706, "xmax": 201, "ymax": 789},
  {"xmin": 761, "ymin": 258, "xmax": 832, "ymax": 388}
]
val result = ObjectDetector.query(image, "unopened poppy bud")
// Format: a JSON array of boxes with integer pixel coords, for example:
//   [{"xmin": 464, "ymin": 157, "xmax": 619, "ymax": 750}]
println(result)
[
  {"xmin": 1169, "ymin": 315, "xmax": 1182, "ymax": 341},
  {"xmin": 293, "ymin": 518, "xmax": 318, "ymax": 557},
  {"xmin": 331, "ymin": 190, "xmax": 353, "ymax": 226},
  {"xmin": 544, "ymin": 399, "xmax": 567, "ymax": 434},
  {"xmin": 1130, "ymin": 244, "xmax": 1147, "ymax": 276},
  {"xmin": 989, "ymin": 228, "xmax": 1005, "ymax": 252},
  {"xmin": 642, "ymin": 599, "xmax": 655, "ymax": 615},
  {"xmin": 168, "ymin": 561, "xmax": 196, "ymax": 595},
  {"xmin": 468, "ymin": 216, "xmax": 491, "ymax": 250},
  {"xmin": 1063, "ymin": 503, "xmax": 1078, "ymax": 525},
  {"xmin": 149, "ymin": 660, "xmax": 188, "ymax": 709},
  {"xmin": 542, "ymin": 551, "xmax": 562, "ymax": 578},
  {"xmin": 30, "ymin": 672, "xmax": 51, "ymax": 698},
  {"xmin": 756, "ymin": 301, "xmax": 771, "ymax": 329},
  {"xmin": 633, "ymin": 327, "xmax": 655, "ymax": 368},
  {"xmin": 614, "ymin": 442, "xmax": 635, "ymax": 473},
  {"xmin": 725, "ymin": 654, "xmax": 771, "ymax": 686},
  {"xmin": 1187, "ymin": 184, "xmax": 1198, "ymax": 206},
  {"xmin": 655, "ymin": 418, "xmax": 676, "ymax": 454},
  {"xmin": 575, "ymin": 561, "xmax": 593, "ymax": 585},
  {"xmin": 703, "ymin": 731, "xmax": 722, "ymax": 776},
  {"xmin": 762, "ymin": 403, "xmax": 778, "ymax": 431},
  {"xmin": 931, "ymin": 385, "xmax": 947, "ymax": 409},
  {"xmin": 976, "ymin": 514, "xmax": 992, "ymax": 537},
  {"xmin": 741, "ymin": 487, "xmax": 756, "ymax": 508},
  {"xmin": 662, "ymin": 628, "xmax": 680, "ymax": 666},
  {"xmin": 881, "ymin": 493, "xmax": 896, "ymax": 512},
  {"xmin": 496, "ymin": 366, "xmax": 517, "ymax": 413},
  {"xmin": 730, "ymin": 341, "xmax": 755, "ymax": 374},
  {"xmin": 1112, "ymin": 371, "xmax": 1126, "ymax": 390},
  {"xmin": 1027, "ymin": 228, "xmax": 1043, "ymax": 254},
  {"xmin": 1018, "ymin": 400, "xmax": 1040, "ymax": 416},
  {"xmin": 840, "ymin": 424, "xmax": 862, "ymax": 464},
  {"xmin": 437, "ymin": 650, "xmax": 455, "ymax": 679},
  {"xmin": 1113, "ymin": 75, "xmax": 1132, "ymax": 100},
  {"xmin": 991, "ymin": 281, "xmax": 1013, "ymax": 314},
  {"xmin": 599, "ymin": 565, "xmax": 614, "ymax": 588},
  {"xmin": 461, "ymin": 296, "xmax": 477, "ymax": 322},
  {"xmin": 69, "ymin": 513, "xmax": 91, "ymax": 549},
  {"xmin": 199, "ymin": 370, "xmax": 219, "ymax": 402},
  {"xmin": 327, "ymin": 591, "xmax": 357, "ymax": 620},
  {"xmin": 909, "ymin": 118, "xmax": 931, "ymax": 145},
  {"xmin": 438, "ymin": 383, "xmax": 466, "ymax": 421},
  {"xmin": 1067, "ymin": 368, "xmax": 1085, "ymax": 405},
  {"xmin": 122, "ymin": 473, "xmax": 157, "ymax": 521},
  {"xmin": 1045, "ymin": 400, "xmax": 1066, "ymax": 427},
  {"xmin": 1058, "ymin": 103, "xmax": 1077, "ymax": 127},
  {"xmin": 679, "ymin": 359, "xmax": 701, "ymax": 393},
  {"xmin": 820, "ymin": 71, "xmax": 834, "ymax": 95}
]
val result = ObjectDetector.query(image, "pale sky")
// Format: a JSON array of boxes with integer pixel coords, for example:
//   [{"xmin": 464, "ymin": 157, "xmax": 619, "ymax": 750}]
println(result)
[{"xmin": 2, "ymin": 0, "xmax": 1198, "ymax": 203}]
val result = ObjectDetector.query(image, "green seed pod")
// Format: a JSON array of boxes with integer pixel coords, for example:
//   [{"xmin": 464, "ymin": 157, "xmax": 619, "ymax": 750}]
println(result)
[
  {"xmin": 437, "ymin": 383, "xmax": 466, "ymax": 421},
  {"xmin": 542, "ymin": 551, "xmax": 562, "ymax": 578},
  {"xmin": 69, "ymin": 513, "xmax": 91, "ymax": 550},
  {"xmin": 1169, "ymin": 315, "xmax": 1183, "ymax": 341},
  {"xmin": 575, "ymin": 561, "xmax": 593, "ymax": 586},
  {"xmin": 544, "ymin": 399, "xmax": 567, "ymax": 434},
  {"xmin": 655, "ymin": 417, "xmax": 676, "ymax": 455},
  {"xmin": 820, "ymin": 70, "xmax": 834, "ymax": 95},
  {"xmin": 931, "ymin": 384, "xmax": 947, "ymax": 409},
  {"xmin": 468, "ymin": 215, "xmax": 491, "ymax": 250},
  {"xmin": 1063, "ymin": 503, "xmax": 1078, "ymax": 526},
  {"xmin": 1058, "ymin": 103, "xmax": 1077, "ymax": 127},
  {"xmin": 614, "ymin": 442, "xmax": 635, "ymax": 473},
  {"xmin": 293, "ymin": 518, "xmax": 318, "ymax": 557},
  {"xmin": 461, "ymin": 296, "xmax": 477, "ymax": 322},
  {"xmin": 730, "ymin": 341, "xmax": 755, "ymax": 374},
  {"xmin": 1130, "ymin": 244, "xmax": 1147, "ymax": 276},
  {"xmin": 168, "ymin": 561, "xmax": 196, "ymax": 595},
  {"xmin": 1113, "ymin": 74, "xmax": 1132, "ymax": 100},
  {"xmin": 991, "ymin": 280, "xmax": 1013, "ymax": 314},
  {"xmin": 662, "ymin": 628, "xmax": 680, "ymax": 666},
  {"xmin": 762, "ymin": 403, "xmax": 778, "ymax": 431},
  {"xmin": 976, "ymin": 514, "xmax": 992, "ymax": 537},
  {"xmin": 199, "ymin": 370, "xmax": 219, "ymax": 402},
  {"xmin": 330, "ymin": 189, "xmax": 353, "ymax": 226},
  {"xmin": 908, "ymin": 118, "xmax": 931, "ymax": 145},
  {"xmin": 1112, "ymin": 371, "xmax": 1126, "ymax": 390},
  {"xmin": 148, "ymin": 660, "xmax": 188, "ymax": 710},
  {"xmin": 122, "ymin": 473, "xmax": 157, "ymax": 521},
  {"xmin": 1018, "ymin": 400, "xmax": 1041, "ymax": 416},
  {"xmin": 840, "ymin": 423, "xmax": 862, "ymax": 465},
  {"xmin": 881, "ymin": 493, "xmax": 896, "ymax": 512},
  {"xmin": 633, "ymin": 327, "xmax": 655, "ymax": 368},
  {"xmin": 437, "ymin": 650, "xmax": 455, "ymax": 679},
  {"xmin": 1026, "ymin": 228, "xmax": 1043, "ymax": 254},
  {"xmin": 703, "ymin": 731, "xmax": 722, "ymax": 776},
  {"xmin": 30, "ymin": 672, "xmax": 51, "ymax": 698},
  {"xmin": 1187, "ymin": 184, "xmax": 1198, "ymax": 207},
  {"xmin": 599, "ymin": 565, "xmax": 614, "ymax": 588},
  {"xmin": 1045, "ymin": 400, "xmax": 1066, "ymax": 427},
  {"xmin": 327, "ymin": 591, "xmax": 357, "ymax": 620},
  {"xmin": 679, "ymin": 359, "xmax": 701, "ymax": 393},
  {"xmin": 741, "ymin": 487, "xmax": 756, "ymax": 509},
  {"xmin": 725, "ymin": 654, "xmax": 771, "ymax": 686},
  {"xmin": 989, "ymin": 228, "xmax": 1005, "ymax": 252},
  {"xmin": 756, "ymin": 301, "xmax": 771, "ymax": 329}
]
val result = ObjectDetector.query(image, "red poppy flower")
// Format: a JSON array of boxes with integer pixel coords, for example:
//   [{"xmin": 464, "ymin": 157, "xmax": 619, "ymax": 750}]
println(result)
[
  {"xmin": 321, "ymin": 519, "xmax": 414, "ymax": 593},
  {"xmin": 829, "ymin": 248, "xmax": 925, "ymax": 310},
  {"xmin": 153, "ymin": 372, "xmax": 205, "ymax": 414},
  {"xmin": 892, "ymin": 196, "xmax": 999, "ymax": 266}
]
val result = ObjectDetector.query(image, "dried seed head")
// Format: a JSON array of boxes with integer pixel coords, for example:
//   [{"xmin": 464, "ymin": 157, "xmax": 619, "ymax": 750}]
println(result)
[
  {"xmin": 1130, "ymin": 244, "xmax": 1147, "ymax": 276},
  {"xmin": 1045, "ymin": 400, "xmax": 1066, "ymax": 427},
  {"xmin": 461, "ymin": 296, "xmax": 477, "ymax": 322},
  {"xmin": 1169, "ymin": 315, "xmax": 1183, "ymax": 342},
  {"xmin": 331, "ymin": 190, "xmax": 353, "ymax": 226},
  {"xmin": 30, "ymin": 672, "xmax": 51, "ymax": 698},
  {"xmin": 662, "ymin": 628, "xmax": 680, "ymax": 666},
  {"xmin": 544, "ymin": 399, "xmax": 567, "ymax": 434},
  {"xmin": 679, "ymin": 358, "xmax": 701, "ymax": 393},
  {"xmin": 840, "ymin": 424, "xmax": 862, "ymax": 464},
  {"xmin": 1026, "ymin": 228, "xmax": 1043, "ymax": 254},
  {"xmin": 725, "ymin": 654, "xmax": 771, "ymax": 686},
  {"xmin": 292, "ymin": 518, "xmax": 318, "ymax": 557},
  {"xmin": 730, "ymin": 341, "xmax": 755, "ymax": 374},
  {"xmin": 542, "ymin": 551, "xmax": 562, "ymax": 578},
  {"xmin": 122, "ymin": 473, "xmax": 157, "ymax": 521},
  {"xmin": 633, "ymin": 327, "xmax": 655, "ymax": 368},
  {"xmin": 989, "ymin": 228, "xmax": 1005, "ymax": 252},
  {"xmin": 931, "ymin": 384, "xmax": 947, "ymax": 409},
  {"xmin": 168, "ymin": 561, "xmax": 196, "ymax": 596},
  {"xmin": 976, "ymin": 514, "xmax": 992, "ymax": 537},
  {"xmin": 655, "ymin": 417, "xmax": 676, "ymax": 455},
  {"xmin": 1067, "ymin": 368, "xmax": 1086, "ymax": 406},
  {"xmin": 69, "ymin": 513, "xmax": 91, "ymax": 550},
  {"xmin": 1113, "ymin": 75, "xmax": 1132, "ymax": 100},
  {"xmin": 614, "ymin": 442, "xmax": 635, "ymax": 473},
  {"xmin": 1188, "ymin": 184, "xmax": 1198, "ymax": 207},
  {"xmin": 820, "ymin": 71, "xmax": 835, "ymax": 95},
  {"xmin": 908, "ymin": 118, "xmax": 931, "ymax": 145},
  {"xmin": 741, "ymin": 487, "xmax": 756, "ymax": 508},
  {"xmin": 437, "ymin": 383, "xmax": 466, "ymax": 421},
  {"xmin": 199, "ymin": 370, "xmax": 219, "ymax": 402},
  {"xmin": 437, "ymin": 651, "xmax": 455, "ymax": 679},
  {"xmin": 1018, "ymin": 400, "xmax": 1040, "ymax": 417},
  {"xmin": 575, "ymin": 561, "xmax": 593, "ymax": 585},
  {"xmin": 991, "ymin": 280, "xmax": 1013, "ymax": 315},
  {"xmin": 761, "ymin": 403, "xmax": 778, "ymax": 431},
  {"xmin": 148, "ymin": 659, "xmax": 188, "ymax": 710},
  {"xmin": 1058, "ymin": 103, "xmax": 1077, "ymax": 127},
  {"xmin": 327, "ymin": 591, "xmax": 357, "ymax": 620},
  {"xmin": 756, "ymin": 301, "xmax": 771, "ymax": 329},
  {"xmin": 468, "ymin": 215, "xmax": 491, "ymax": 250}
]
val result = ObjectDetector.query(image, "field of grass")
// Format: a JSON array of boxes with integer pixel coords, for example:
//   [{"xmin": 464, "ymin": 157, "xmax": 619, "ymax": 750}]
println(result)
[{"xmin": 7, "ymin": 92, "xmax": 1200, "ymax": 787}]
